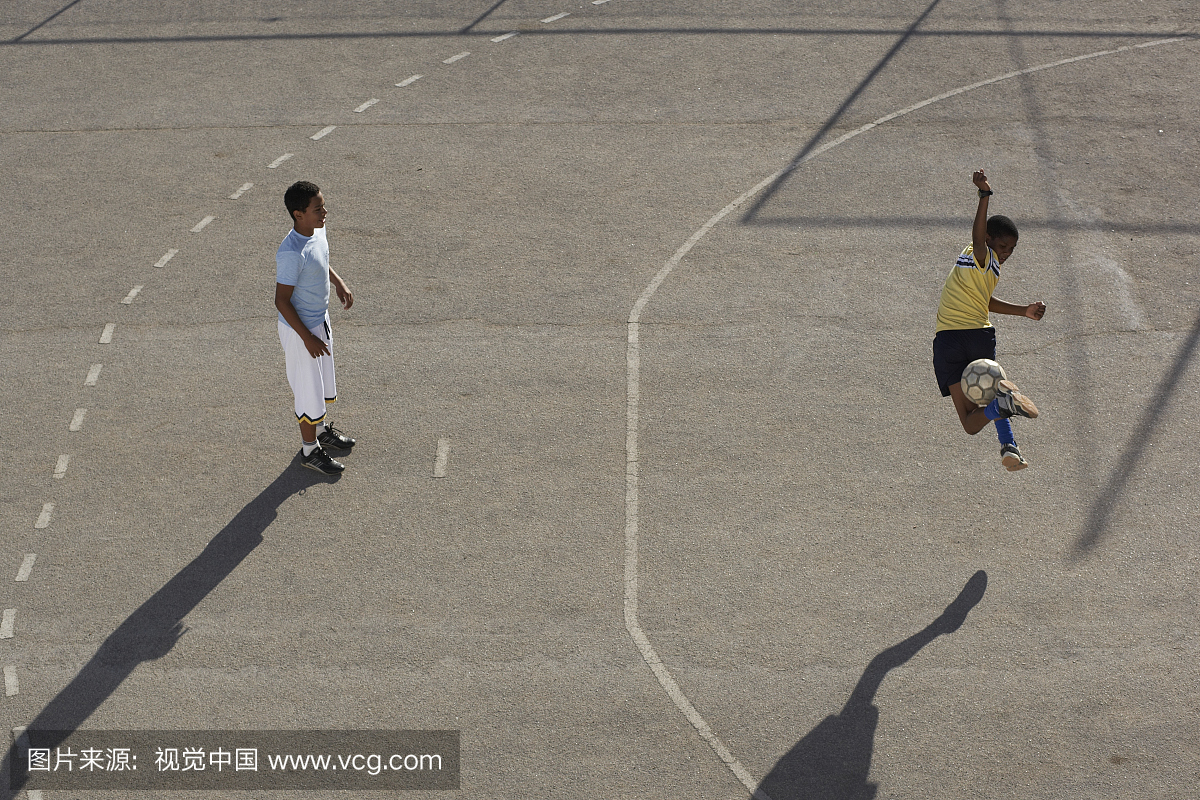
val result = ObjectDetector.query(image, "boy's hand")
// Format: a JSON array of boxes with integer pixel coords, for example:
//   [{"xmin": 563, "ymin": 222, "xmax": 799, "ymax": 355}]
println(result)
[
  {"xmin": 332, "ymin": 276, "xmax": 354, "ymax": 310},
  {"xmin": 304, "ymin": 332, "xmax": 331, "ymax": 358},
  {"xmin": 1025, "ymin": 301, "xmax": 1046, "ymax": 321},
  {"xmin": 972, "ymin": 169, "xmax": 992, "ymax": 192}
]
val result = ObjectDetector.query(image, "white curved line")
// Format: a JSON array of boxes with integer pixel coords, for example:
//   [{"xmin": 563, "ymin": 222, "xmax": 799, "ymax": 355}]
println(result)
[{"xmin": 622, "ymin": 35, "xmax": 1187, "ymax": 799}]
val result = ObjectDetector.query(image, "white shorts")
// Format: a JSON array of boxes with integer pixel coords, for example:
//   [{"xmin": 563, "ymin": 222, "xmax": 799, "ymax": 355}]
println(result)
[{"xmin": 279, "ymin": 315, "xmax": 337, "ymax": 425}]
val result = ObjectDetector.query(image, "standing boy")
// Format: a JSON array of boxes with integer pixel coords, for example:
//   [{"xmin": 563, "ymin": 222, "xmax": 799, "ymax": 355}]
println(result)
[
  {"xmin": 932, "ymin": 169, "xmax": 1045, "ymax": 471},
  {"xmin": 276, "ymin": 180, "xmax": 357, "ymax": 474}
]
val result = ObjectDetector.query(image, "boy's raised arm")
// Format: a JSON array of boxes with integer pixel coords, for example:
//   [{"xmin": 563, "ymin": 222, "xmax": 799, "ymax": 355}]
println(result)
[{"xmin": 971, "ymin": 169, "xmax": 992, "ymax": 263}]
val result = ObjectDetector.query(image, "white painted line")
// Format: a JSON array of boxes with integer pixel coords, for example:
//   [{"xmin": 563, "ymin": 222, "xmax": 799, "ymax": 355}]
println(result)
[
  {"xmin": 3, "ymin": 667, "xmax": 16, "ymax": 697},
  {"xmin": 311, "ymin": 126, "xmax": 337, "ymax": 140},
  {"xmin": 353, "ymin": 98, "xmax": 380, "ymax": 113},
  {"xmin": 395, "ymin": 74, "xmax": 423, "ymax": 87},
  {"xmin": 85, "ymin": 363, "xmax": 102, "ymax": 386},
  {"xmin": 28, "ymin": 790, "xmax": 43, "ymax": 800},
  {"xmin": 619, "ymin": 38, "xmax": 1191, "ymax": 800},
  {"xmin": 268, "ymin": 153, "xmax": 294, "ymax": 169},
  {"xmin": 154, "ymin": 248, "xmax": 179, "ymax": 268},
  {"xmin": 593, "ymin": 0, "xmax": 611, "ymax": 4},
  {"xmin": 433, "ymin": 439, "xmax": 450, "ymax": 478},
  {"xmin": 191, "ymin": 215, "xmax": 215, "ymax": 233},
  {"xmin": 491, "ymin": 31, "xmax": 519, "ymax": 42},
  {"xmin": 54, "ymin": 454, "xmax": 70, "ymax": 479},
  {"xmin": 69, "ymin": 408, "xmax": 86, "ymax": 432},
  {"xmin": 99, "ymin": 323, "xmax": 115, "ymax": 343},
  {"xmin": 120, "ymin": 285, "xmax": 144, "ymax": 305},
  {"xmin": 34, "ymin": 504, "xmax": 53, "ymax": 529},
  {"xmin": 541, "ymin": 12, "xmax": 570, "ymax": 22},
  {"xmin": 16, "ymin": 555, "xmax": 36, "ymax": 583},
  {"xmin": 229, "ymin": 182, "xmax": 254, "ymax": 199},
  {"xmin": 0, "ymin": 610, "xmax": 14, "ymax": 639},
  {"xmin": 442, "ymin": 51, "xmax": 471, "ymax": 64}
]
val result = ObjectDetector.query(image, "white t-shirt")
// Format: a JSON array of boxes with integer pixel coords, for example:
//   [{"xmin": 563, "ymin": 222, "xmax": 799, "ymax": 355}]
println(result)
[{"xmin": 276, "ymin": 226, "xmax": 330, "ymax": 330}]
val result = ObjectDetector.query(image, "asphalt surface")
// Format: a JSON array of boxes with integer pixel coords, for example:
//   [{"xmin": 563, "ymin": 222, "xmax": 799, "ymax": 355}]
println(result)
[{"xmin": 2, "ymin": 1, "xmax": 1198, "ymax": 798}]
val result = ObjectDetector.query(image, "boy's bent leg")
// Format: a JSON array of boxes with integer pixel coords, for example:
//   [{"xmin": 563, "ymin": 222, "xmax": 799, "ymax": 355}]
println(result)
[{"xmin": 948, "ymin": 383, "xmax": 992, "ymax": 435}]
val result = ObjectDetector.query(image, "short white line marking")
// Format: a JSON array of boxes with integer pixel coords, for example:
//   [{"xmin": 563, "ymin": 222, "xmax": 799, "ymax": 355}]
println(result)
[
  {"xmin": 191, "ymin": 215, "xmax": 215, "ymax": 233},
  {"xmin": 491, "ymin": 31, "xmax": 519, "ymax": 42},
  {"xmin": 353, "ymin": 98, "xmax": 380, "ymax": 113},
  {"xmin": 34, "ymin": 504, "xmax": 53, "ymax": 529},
  {"xmin": 311, "ymin": 126, "xmax": 337, "ymax": 140},
  {"xmin": 229, "ymin": 182, "xmax": 254, "ymax": 199},
  {"xmin": 69, "ymin": 408, "xmax": 86, "ymax": 432},
  {"xmin": 28, "ymin": 790, "xmax": 43, "ymax": 800},
  {"xmin": 442, "ymin": 51, "xmax": 471, "ymax": 64},
  {"xmin": 621, "ymin": 37, "xmax": 1189, "ymax": 800},
  {"xmin": 120, "ymin": 285, "xmax": 144, "ymax": 305},
  {"xmin": 85, "ymin": 363, "xmax": 102, "ymax": 386},
  {"xmin": 433, "ymin": 439, "xmax": 450, "ymax": 478},
  {"xmin": 99, "ymin": 323, "xmax": 115, "ymax": 343},
  {"xmin": 154, "ymin": 248, "xmax": 179, "ymax": 268},
  {"xmin": 268, "ymin": 153, "xmax": 294, "ymax": 169},
  {"xmin": 0, "ymin": 610, "xmax": 15, "ymax": 639},
  {"xmin": 3, "ymin": 667, "xmax": 16, "ymax": 697},
  {"xmin": 15, "ymin": 555, "xmax": 36, "ymax": 583},
  {"xmin": 593, "ymin": 0, "xmax": 611, "ymax": 4},
  {"xmin": 53, "ymin": 455, "xmax": 70, "ymax": 479},
  {"xmin": 395, "ymin": 74, "xmax": 423, "ymax": 87},
  {"xmin": 541, "ymin": 12, "xmax": 570, "ymax": 22}
]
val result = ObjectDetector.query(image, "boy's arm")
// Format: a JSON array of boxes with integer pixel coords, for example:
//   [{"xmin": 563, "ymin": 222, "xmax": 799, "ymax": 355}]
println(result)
[
  {"xmin": 971, "ymin": 169, "xmax": 991, "ymax": 265},
  {"xmin": 989, "ymin": 296, "xmax": 1046, "ymax": 320},
  {"xmin": 329, "ymin": 267, "xmax": 354, "ymax": 310},
  {"xmin": 275, "ymin": 283, "xmax": 331, "ymax": 358}
]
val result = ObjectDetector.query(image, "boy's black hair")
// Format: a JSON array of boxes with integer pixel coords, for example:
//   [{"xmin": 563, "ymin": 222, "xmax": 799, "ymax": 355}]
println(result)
[
  {"xmin": 284, "ymin": 180, "xmax": 321, "ymax": 221},
  {"xmin": 986, "ymin": 214, "xmax": 1019, "ymax": 241}
]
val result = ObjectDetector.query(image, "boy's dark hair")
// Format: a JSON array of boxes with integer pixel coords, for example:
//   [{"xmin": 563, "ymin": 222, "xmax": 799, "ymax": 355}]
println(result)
[
  {"xmin": 986, "ymin": 214, "xmax": 1018, "ymax": 241},
  {"xmin": 284, "ymin": 181, "xmax": 321, "ymax": 221}
]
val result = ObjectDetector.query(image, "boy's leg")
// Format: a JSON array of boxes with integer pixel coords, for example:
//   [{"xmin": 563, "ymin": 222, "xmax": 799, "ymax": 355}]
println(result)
[{"xmin": 947, "ymin": 383, "xmax": 993, "ymax": 435}]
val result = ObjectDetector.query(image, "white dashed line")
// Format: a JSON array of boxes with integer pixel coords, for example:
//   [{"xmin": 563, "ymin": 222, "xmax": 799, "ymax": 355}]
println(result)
[
  {"xmin": 268, "ymin": 153, "xmax": 294, "ymax": 169},
  {"xmin": 491, "ymin": 31, "xmax": 519, "ymax": 42},
  {"xmin": 442, "ymin": 51, "xmax": 471, "ymax": 64},
  {"xmin": 593, "ymin": 0, "xmax": 611, "ymax": 4},
  {"xmin": 311, "ymin": 126, "xmax": 337, "ymax": 140},
  {"xmin": 34, "ymin": 504, "xmax": 53, "ymax": 529},
  {"xmin": 433, "ymin": 439, "xmax": 451, "ymax": 478},
  {"xmin": 28, "ymin": 790, "xmax": 43, "ymax": 800},
  {"xmin": 15, "ymin": 555, "xmax": 36, "ymax": 583},
  {"xmin": 54, "ymin": 454, "xmax": 70, "ymax": 479},
  {"xmin": 99, "ymin": 323, "xmax": 115, "ymax": 343},
  {"xmin": 85, "ymin": 363, "xmax": 102, "ymax": 386},
  {"xmin": 154, "ymin": 248, "xmax": 179, "ymax": 268},
  {"xmin": 69, "ymin": 409, "xmax": 86, "ymax": 432},
  {"xmin": 353, "ymin": 98, "xmax": 380, "ymax": 113},
  {"xmin": 121, "ymin": 285, "xmax": 144, "ymax": 305},
  {"xmin": 541, "ymin": 12, "xmax": 570, "ymax": 22},
  {"xmin": 229, "ymin": 182, "xmax": 253, "ymax": 199},
  {"xmin": 191, "ymin": 215, "xmax": 215, "ymax": 232},
  {"xmin": 3, "ymin": 667, "xmax": 16, "ymax": 697},
  {"xmin": 0, "ymin": 610, "xmax": 14, "ymax": 639},
  {"xmin": 395, "ymin": 75, "xmax": 423, "ymax": 87}
]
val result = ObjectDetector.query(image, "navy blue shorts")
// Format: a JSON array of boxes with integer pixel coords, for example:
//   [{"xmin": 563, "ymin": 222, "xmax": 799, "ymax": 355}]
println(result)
[{"xmin": 932, "ymin": 328, "xmax": 996, "ymax": 398}]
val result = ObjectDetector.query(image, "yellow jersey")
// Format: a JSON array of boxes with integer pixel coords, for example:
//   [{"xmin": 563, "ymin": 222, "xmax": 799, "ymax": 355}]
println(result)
[{"xmin": 936, "ymin": 243, "xmax": 999, "ymax": 332}]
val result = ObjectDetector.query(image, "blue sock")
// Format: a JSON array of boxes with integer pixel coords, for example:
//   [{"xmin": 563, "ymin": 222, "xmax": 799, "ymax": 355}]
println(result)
[
  {"xmin": 984, "ymin": 398, "xmax": 1003, "ymax": 421},
  {"xmin": 995, "ymin": 418, "xmax": 1016, "ymax": 447}
]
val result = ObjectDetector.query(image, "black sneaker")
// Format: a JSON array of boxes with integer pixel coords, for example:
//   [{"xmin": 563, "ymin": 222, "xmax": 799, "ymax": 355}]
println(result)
[
  {"xmin": 300, "ymin": 446, "xmax": 345, "ymax": 475},
  {"xmin": 317, "ymin": 424, "xmax": 356, "ymax": 451},
  {"xmin": 994, "ymin": 380, "xmax": 1039, "ymax": 419},
  {"xmin": 1000, "ymin": 443, "xmax": 1029, "ymax": 471}
]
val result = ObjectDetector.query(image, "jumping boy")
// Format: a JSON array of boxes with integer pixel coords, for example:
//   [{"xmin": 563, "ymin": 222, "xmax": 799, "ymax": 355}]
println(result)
[
  {"xmin": 933, "ymin": 169, "xmax": 1045, "ymax": 471},
  {"xmin": 276, "ymin": 180, "xmax": 357, "ymax": 474}
]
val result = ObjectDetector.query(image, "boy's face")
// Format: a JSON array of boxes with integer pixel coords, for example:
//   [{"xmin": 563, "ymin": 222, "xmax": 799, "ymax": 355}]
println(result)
[
  {"xmin": 292, "ymin": 191, "xmax": 327, "ymax": 231},
  {"xmin": 987, "ymin": 234, "xmax": 1017, "ymax": 264}
]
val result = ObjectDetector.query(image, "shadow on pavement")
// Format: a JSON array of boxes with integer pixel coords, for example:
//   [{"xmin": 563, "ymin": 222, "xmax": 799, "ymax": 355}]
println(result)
[
  {"xmin": 1071, "ymin": 310, "xmax": 1200, "ymax": 560},
  {"xmin": 3, "ymin": 459, "xmax": 334, "ymax": 798},
  {"xmin": 754, "ymin": 570, "xmax": 987, "ymax": 800}
]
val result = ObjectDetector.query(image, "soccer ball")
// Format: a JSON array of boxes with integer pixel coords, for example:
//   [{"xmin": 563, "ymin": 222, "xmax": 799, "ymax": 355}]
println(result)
[{"xmin": 960, "ymin": 358, "xmax": 1007, "ymax": 405}]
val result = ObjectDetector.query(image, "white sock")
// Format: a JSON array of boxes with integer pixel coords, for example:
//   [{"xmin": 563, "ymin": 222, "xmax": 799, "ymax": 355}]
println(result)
[{"xmin": 302, "ymin": 441, "xmax": 319, "ymax": 456}]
